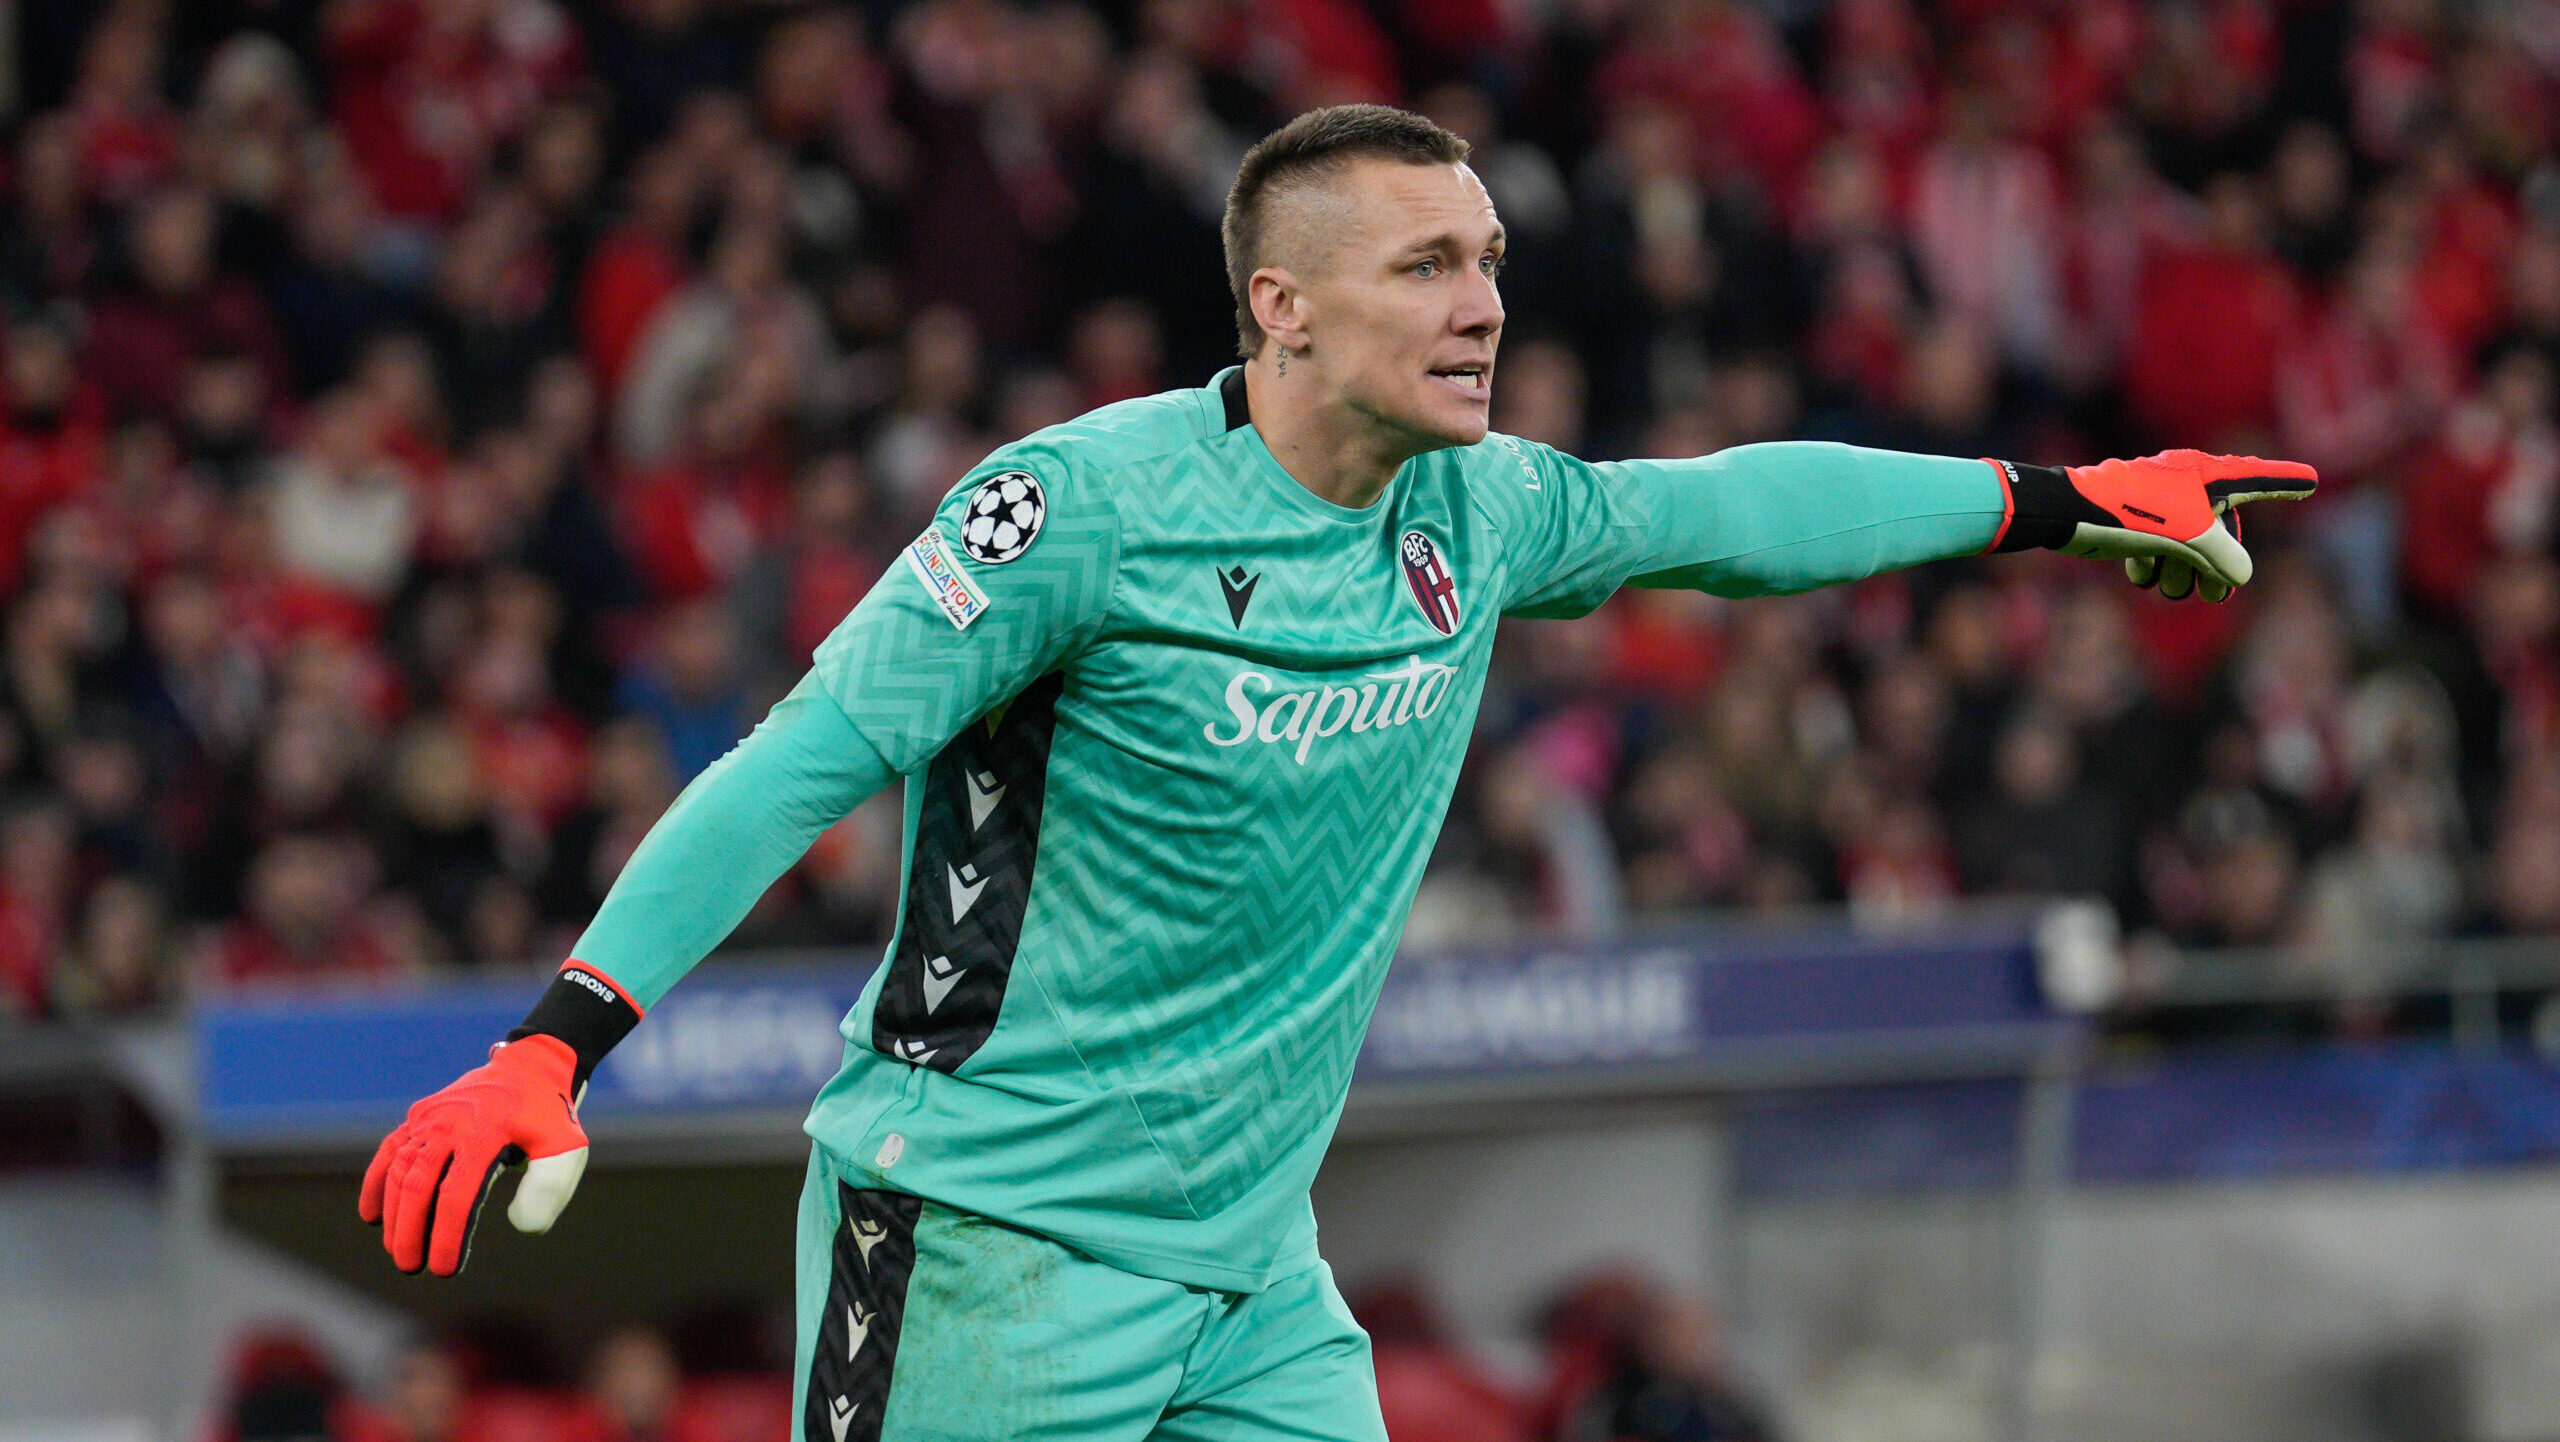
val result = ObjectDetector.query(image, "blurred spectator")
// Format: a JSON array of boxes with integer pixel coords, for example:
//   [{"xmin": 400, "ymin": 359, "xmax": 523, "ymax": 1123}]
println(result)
[
  {"xmin": 197, "ymin": 833, "xmax": 414, "ymax": 987},
  {"xmin": 264, "ymin": 391, "xmax": 419, "ymax": 611},
  {"xmin": 1955, "ymin": 706, "xmax": 2127, "ymax": 902},
  {"xmin": 539, "ymin": 718, "xmax": 676, "ymax": 932},
  {"xmin": 1346, "ymin": 1277, "xmax": 1529, "ymax": 1442},
  {"xmin": 380, "ymin": 716, "xmax": 506, "ymax": 965},
  {"xmin": 0, "ymin": 796, "xmax": 75, "ymax": 1017},
  {"xmin": 2125, "ymin": 172, "xmax": 2299, "ymax": 450},
  {"xmin": 2486, "ymin": 804, "xmax": 2560, "ymax": 936},
  {"xmin": 207, "ymin": 1327, "xmax": 350, "ymax": 1442},
  {"xmin": 85, "ymin": 184, "xmax": 285, "ymax": 424},
  {"xmin": 616, "ymin": 599, "xmax": 746, "ymax": 783},
  {"xmin": 321, "ymin": 0, "xmax": 580, "ymax": 229},
  {"xmin": 582, "ymin": 1326, "xmax": 681, "ymax": 1442},
  {"xmin": 0, "ymin": 317, "xmax": 107, "ymax": 595},
  {"xmin": 579, "ymin": 144, "xmax": 699, "ymax": 404},
  {"xmin": 617, "ymin": 215, "xmax": 834, "ymax": 467},
  {"xmin": 733, "ymin": 451, "xmax": 884, "ymax": 675},
  {"xmin": 2300, "ymin": 768, "xmax": 2464, "ymax": 950},
  {"xmin": 51, "ymin": 873, "xmax": 169, "ymax": 1017},
  {"xmin": 1536, "ymin": 1270, "xmax": 1777, "ymax": 1442},
  {"xmin": 342, "ymin": 1340, "xmax": 464, "ymax": 1442}
]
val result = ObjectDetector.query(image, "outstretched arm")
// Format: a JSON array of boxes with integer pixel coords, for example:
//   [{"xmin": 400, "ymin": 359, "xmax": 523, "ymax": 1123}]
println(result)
[
  {"xmin": 1614, "ymin": 442, "xmax": 2006, "ymax": 598},
  {"xmin": 1504, "ymin": 440, "xmax": 2318, "ymax": 615}
]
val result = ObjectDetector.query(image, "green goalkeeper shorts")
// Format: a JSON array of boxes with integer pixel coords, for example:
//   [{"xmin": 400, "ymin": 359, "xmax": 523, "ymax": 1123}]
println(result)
[{"xmin": 790, "ymin": 1143, "xmax": 1389, "ymax": 1442}]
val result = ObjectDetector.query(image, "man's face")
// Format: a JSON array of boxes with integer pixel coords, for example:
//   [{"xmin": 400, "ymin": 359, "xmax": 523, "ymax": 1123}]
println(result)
[{"xmin": 1287, "ymin": 159, "xmax": 1506, "ymax": 449}]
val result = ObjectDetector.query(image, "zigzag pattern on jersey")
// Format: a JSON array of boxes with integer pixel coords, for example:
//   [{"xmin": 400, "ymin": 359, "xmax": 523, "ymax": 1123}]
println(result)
[
  {"xmin": 814, "ymin": 486, "xmax": 1111, "ymax": 776},
  {"xmin": 1029, "ymin": 702, "xmax": 1484, "ymax": 1215},
  {"xmin": 1000, "ymin": 440, "xmax": 1506, "ymax": 1216},
  {"xmin": 811, "ymin": 390, "xmax": 1226, "ymax": 773},
  {"xmin": 871, "ymin": 673, "xmax": 1064, "ymax": 1072}
]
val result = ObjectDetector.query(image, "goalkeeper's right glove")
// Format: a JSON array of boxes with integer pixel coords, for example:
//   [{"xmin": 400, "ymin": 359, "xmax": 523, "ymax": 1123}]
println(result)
[
  {"xmin": 1986, "ymin": 449, "xmax": 2320, "ymax": 601},
  {"xmin": 357, "ymin": 961, "xmax": 641, "ymax": 1276}
]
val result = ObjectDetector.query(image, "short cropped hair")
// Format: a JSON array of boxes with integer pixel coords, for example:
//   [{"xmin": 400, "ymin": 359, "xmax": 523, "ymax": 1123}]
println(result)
[{"xmin": 1222, "ymin": 105, "xmax": 1471, "ymax": 359}]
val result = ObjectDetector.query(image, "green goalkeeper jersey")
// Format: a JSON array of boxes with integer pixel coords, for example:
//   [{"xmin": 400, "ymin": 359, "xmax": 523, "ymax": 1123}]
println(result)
[{"xmin": 576, "ymin": 368, "xmax": 2007, "ymax": 1293}]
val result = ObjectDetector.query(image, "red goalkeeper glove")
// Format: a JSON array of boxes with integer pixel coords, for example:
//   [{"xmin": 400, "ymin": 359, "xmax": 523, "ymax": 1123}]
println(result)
[
  {"xmin": 1987, "ymin": 449, "xmax": 2320, "ymax": 601},
  {"xmin": 357, "ymin": 962, "xmax": 640, "ymax": 1276}
]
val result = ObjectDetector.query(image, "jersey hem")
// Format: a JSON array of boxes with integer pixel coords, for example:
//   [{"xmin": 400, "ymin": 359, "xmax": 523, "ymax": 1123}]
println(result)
[{"xmin": 812, "ymin": 1138, "xmax": 1305, "ymax": 1294}]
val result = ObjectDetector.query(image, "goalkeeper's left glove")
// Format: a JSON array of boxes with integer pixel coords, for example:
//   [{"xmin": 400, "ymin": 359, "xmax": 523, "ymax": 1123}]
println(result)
[{"xmin": 1986, "ymin": 449, "xmax": 2320, "ymax": 601}]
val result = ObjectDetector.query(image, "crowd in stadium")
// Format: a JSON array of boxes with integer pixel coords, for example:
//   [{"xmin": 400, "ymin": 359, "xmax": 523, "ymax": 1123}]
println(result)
[
  {"xmin": 0, "ymin": 0, "xmax": 2552, "ymax": 1031},
  {"xmin": 209, "ymin": 1270, "xmax": 1773, "ymax": 1442}
]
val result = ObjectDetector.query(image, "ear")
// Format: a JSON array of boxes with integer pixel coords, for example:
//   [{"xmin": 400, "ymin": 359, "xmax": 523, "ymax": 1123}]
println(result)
[{"xmin": 1249, "ymin": 266, "xmax": 1312, "ymax": 353}]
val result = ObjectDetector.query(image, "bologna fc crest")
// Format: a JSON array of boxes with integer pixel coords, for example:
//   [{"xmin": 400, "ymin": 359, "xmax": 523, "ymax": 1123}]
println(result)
[{"xmin": 1400, "ymin": 530, "xmax": 1461, "ymax": 635}]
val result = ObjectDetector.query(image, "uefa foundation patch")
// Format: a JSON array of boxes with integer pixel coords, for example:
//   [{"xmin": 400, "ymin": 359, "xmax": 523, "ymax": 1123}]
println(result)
[{"xmin": 904, "ymin": 527, "xmax": 991, "ymax": 630}]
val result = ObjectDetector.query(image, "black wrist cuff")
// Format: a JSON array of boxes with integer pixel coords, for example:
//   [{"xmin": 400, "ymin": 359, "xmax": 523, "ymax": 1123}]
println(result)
[
  {"xmin": 1990, "ymin": 460, "xmax": 2113, "ymax": 552},
  {"xmin": 508, "ymin": 963, "xmax": 642, "ymax": 1090}
]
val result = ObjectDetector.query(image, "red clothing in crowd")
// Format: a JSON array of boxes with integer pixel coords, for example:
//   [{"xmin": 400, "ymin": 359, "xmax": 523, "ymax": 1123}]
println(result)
[
  {"xmin": 1248, "ymin": 0, "xmax": 1404, "ymax": 105},
  {"xmin": 2275, "ymin": 288, "xmax": 2454, "ymax": 483},
  {"xmin": 333, "ymin": 1379, "xmax": 791, "ymax": 1442},
  {"xmin": 0, "ymin": 408, "xmax": 104, "ymax": 594},
  {"xmin": 1372, "ymin": 1344, "xmax": 1532, "ymax": 1442},
  {"xmin": 207, "ymin": 913, "xmax": 403, "ymax": 986},
  {"xmin": 65, "ymin": 85, "xmax": 181, "ymax": 205},
  {"xmin": 783, "ymin": 543, "xmax": 884, "ymax": 664},
  {"xmin": 2124, "ymin": 243, "xmax": 2300, "ymax": 449},
  {"xmin": 578, "ymin": 228, "xmax": 689, "ymax": 401},
  {"xmin": 0, "ymin": 887, "xmax": 58, "ymax": 1017},
  {"xmin": 469, "ymin": 706, "xmax": 591, "ymax": 833},
  {"xmin": 2413, "ymin": 177, "xmax": 2519, "ymax": 359},
  {"xmin": 323, "ymin": 0, "xmax": 582, "ymax": 224},
  {"xmin": 1595, "ymin": 5, "xmax": 1825, "ymax": 199},
  {"xmin": 82, "ymin": 279, "xmax": 285, "ymax": 422},
  {"xmin": 658, "ymin": 1376, "xmax": 794, "ymax": 1442},
  {"xmin": 620, "ymin": 457, "xmax": 793, "ymax": 601},
  {"xmin": 2402, "ymin": 400, "xmax": 2558, "ymax": 621}
]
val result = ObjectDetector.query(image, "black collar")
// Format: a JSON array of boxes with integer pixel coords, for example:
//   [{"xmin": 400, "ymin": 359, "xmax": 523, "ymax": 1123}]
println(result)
[{"xmin": 1219, "ymin": 367, "xmax": 1249, "ymax": 431}]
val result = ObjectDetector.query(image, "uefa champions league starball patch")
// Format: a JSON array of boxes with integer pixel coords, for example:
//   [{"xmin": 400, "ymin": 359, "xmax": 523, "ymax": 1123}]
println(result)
[{"xmin": 960, "ymin": 470, "xmax": 1047, "ymax": 564}]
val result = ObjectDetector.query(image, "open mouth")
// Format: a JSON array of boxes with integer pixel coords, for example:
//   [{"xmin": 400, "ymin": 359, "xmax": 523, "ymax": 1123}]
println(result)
[{"xmin": 1429, "ymin": 364, "xmax": 1489, "ymax": 395}]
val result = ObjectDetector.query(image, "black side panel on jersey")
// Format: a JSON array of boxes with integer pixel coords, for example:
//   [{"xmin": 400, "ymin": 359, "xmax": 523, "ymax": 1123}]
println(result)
[
  {"xmin": 802, "ymin": 1185, "xmax": 922, "ymax": 1442},
  {"xmin": 871, "ymin": 672, "xmax": 1065, "ymax": 1071}
]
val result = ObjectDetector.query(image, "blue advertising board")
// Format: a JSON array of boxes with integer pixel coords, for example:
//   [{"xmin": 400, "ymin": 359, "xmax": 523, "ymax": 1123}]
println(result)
[
  {"xmin": 198, "ymin": 958, "xmax": 872, "ymax": 1142},
  {"xmin": 193, "ymin": 929, "xmax": 2560, "ymax": 1185},
  {"xmin": 198, "ymin": 922, "xmax": 2051, "ymax": 1143},
  {"xmin": 1359, "ymin": 924, "xmax": 2048, "ymax": 1079}
]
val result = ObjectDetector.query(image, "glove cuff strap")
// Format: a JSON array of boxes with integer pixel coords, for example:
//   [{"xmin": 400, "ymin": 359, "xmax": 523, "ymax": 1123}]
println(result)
[
  {"xmin": 1986, "ymin": 460, "xmax": 2110, "ymax": 553},
  {"xmin": 509, "ymin": 961, "xmax": 644, "ymax": 1090}
]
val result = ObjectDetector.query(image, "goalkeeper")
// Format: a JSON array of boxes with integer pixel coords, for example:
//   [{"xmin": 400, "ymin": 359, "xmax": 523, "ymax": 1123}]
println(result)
[{"xmin": 359, "ymin": 106, "xmax": 2313, "ymax": 1442}]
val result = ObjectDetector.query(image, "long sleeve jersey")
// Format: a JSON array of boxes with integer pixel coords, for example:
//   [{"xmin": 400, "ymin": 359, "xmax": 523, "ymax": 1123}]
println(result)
[{"xmin": 565, "ymin": 367, "xmax": 2006, "ymax": 1290}]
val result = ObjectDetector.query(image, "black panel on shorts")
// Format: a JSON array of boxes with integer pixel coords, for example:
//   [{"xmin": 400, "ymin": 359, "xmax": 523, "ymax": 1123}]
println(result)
[
  {"xmin": 870, "ymin": 672, "xmax": 1065, "ymax": 1072},
  {"xmin": 803, "ymin": 1185, "xmax": 924, "ymax": 1442}
]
